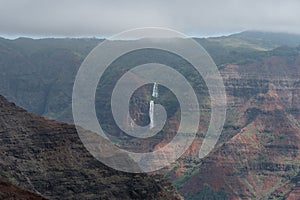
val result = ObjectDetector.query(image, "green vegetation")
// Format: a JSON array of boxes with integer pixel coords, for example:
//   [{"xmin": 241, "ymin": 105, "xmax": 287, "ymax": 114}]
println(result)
[
  {"xmin": 186, "ymin": 184, "xmax": 227, "ymax": 200},
  {"xmin": 208, "ymin": 37, "xmax": 271, "ymax": 51},
  {"xmin": 279, "ymin": 134, "xmax": 285, "ymax": 140},
  {"xmin": 0, "ymin": 171, "xmax": 19, "ymax": 186},
  {"xmin": 165, "ymin": 163, "xmax": 180, "ymax": 177},
  {"xmin": 172, "ymin": 166, "xmax": 200, "ymax": 190}
]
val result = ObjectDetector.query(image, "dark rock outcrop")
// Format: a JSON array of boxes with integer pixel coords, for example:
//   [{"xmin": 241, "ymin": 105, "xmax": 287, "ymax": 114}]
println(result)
[
  {"xmin": 0, "ymin": 95, "xmax": 182, "ymax": 200},
  {"xmin": 0, "ymin": 178, "xmax": 47, "ymax": 200}
]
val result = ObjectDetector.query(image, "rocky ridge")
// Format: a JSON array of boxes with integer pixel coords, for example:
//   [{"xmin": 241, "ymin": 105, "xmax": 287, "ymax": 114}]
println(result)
[{"xmin": 0, "ymin": 95, "xmax": 182, "ymax": 199}]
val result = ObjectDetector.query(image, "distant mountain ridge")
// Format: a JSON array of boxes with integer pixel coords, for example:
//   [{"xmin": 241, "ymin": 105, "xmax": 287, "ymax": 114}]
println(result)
[
  {"xmin": 1, "ymin": 30, "xmax": 300, "ymax": 123},
  {"xmin": 230, "ymin": 31, "xmax": 300, "ymax": 48}
]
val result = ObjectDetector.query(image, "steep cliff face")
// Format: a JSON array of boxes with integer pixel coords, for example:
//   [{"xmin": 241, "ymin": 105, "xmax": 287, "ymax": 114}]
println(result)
[
  {"xmin": 0, "ymin": 37, "xmax": 97, "ymax": 123},
  {"xmin": 169, "ymin": 50, "xmax": 300, "ymax": 199},
  {"xmin": 0, "ymin": 95, "xmax": 182, "ymax": 200},
  {"xmin": 179, "ymin": 88, "xmax": 300, "ymax": 199}
]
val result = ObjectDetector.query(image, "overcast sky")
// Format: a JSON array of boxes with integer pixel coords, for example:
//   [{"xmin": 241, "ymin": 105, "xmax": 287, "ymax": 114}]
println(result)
[{"xmin": 1, "ymin": 0, "xmax": 300, "ymax": 38}]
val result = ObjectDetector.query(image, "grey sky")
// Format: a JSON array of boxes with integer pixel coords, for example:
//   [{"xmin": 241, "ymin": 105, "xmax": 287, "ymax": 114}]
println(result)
[{"xmin": 1, "ymin": 0, "xmax": 300, "ymax": 38}]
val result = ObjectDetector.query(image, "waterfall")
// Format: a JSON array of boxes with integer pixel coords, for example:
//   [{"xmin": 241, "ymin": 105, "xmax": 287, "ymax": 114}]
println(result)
[
  {"xmin": 149, "ymin": 82, "xmax": 158, "ymax": 128},
  {"xmin": 149, "ymin": 100, "xmax": 154, "ymax": 129},
  {"xmin": 149, "ymin": 82, "xmax": 158, "ymax": 129},
  {"xmin": 152, "ymin": 82, "xmax": 158, "ymax": 98}
]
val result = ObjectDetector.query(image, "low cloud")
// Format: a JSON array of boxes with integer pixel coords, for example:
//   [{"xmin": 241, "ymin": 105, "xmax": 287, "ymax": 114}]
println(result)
[{"xmin": 1, "ymin": 0, "xmax": 300, "ymax": 38}]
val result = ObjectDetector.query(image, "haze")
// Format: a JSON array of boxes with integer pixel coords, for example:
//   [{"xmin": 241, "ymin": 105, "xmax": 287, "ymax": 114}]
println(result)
[{"xmin": 0, "ymin": 0, "xmax": 300, "ymax": 38}]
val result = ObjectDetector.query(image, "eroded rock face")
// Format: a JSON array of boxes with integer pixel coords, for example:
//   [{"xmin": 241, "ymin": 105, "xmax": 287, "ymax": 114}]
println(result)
[
  {"xmin": 172, "ymin": 54, "xmax": 300, "ymax": 199},
  {"xmin": 0, "ymin": 95, "xmax": 182, "ymax": 200}
]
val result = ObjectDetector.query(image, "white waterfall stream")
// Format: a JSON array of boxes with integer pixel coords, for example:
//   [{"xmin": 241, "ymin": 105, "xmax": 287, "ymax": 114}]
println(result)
[
  {"xmin": 149, "ymin": 100, "xmax": 154, "ymax": 129},
  {"xmin": 152, "ymin": 82, "xmax": 158, "ymax": 98},
  {"xmin": 149, "ymin": 82, "xmax": 158, "ymax": 129}
]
